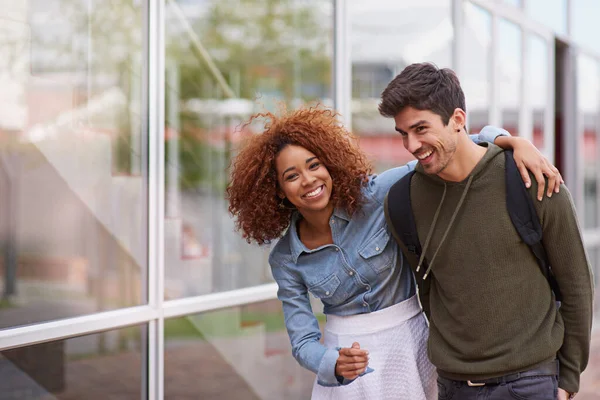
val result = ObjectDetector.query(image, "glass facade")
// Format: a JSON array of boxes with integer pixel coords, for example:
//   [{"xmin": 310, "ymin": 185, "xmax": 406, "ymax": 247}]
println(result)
[
  {"xmin": 164, "ymin": 300, "xmax": 316, "ymax": 398},
  {"xmin": 0, "ymin": 325, "xmax": 146, "ymax": 399},
  {"xmin": 350, "ymin": 0, "xmax": 452, "ymax": 170},
  {"xmin": 577, "ymin": 55, "xmax": 599, "ymax": 229},
  {"xmin": 163, "ymin": 0, "xmax": 333, "ymax": 298},
  {"xmin": 527, "ymin": 34, "xmax": 549, "ymax": 149},
  {"xmin": 462, "ymin": 2, "xmax": 492, "ymax": 133},
  {"xmin": 525, "ymin": 0, "xmax": 567, "ymax": 35},
  {"xmin": 497, "ymin": 19, "xmax": 522, "ymax": 135},
  {"xmin": 0, "ymin": 0, "xmax": 147, "ymax": 330},
  {"xmin": 0, "ymin": 1, "xmax": 599, "ymax": 399}
]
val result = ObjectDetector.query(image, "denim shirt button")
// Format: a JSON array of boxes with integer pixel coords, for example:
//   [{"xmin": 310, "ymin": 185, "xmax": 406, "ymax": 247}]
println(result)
[
  {"xmin": 325, "ymin": 291, "xmax": 330, "ymax": 296},
  {"xmin": 375, "ymin": 247, "xmax": 380, "ymax": 251},
  {"xmin": 363, "ymin": 302, "xmax": 368, "ymax": 307},
  {"xmin": 335, "ymin": 248, "xmax": 339, "ymax": 252},
  {"xmin": 366, "ymin": 285, "xmax": 370, "ymax": 291}
]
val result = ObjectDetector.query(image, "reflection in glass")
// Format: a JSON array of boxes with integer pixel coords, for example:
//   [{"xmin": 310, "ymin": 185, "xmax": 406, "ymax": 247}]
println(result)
[
  {"xmin": 350, "ymin": 0, "xmax": 453, "ymax": 171},
  {"xmin": 462, "ymin": 2, "xmax": 492, "ymax": 134},
  {"xmin": 163, "ymin": 0, "xmax": 333, "ymax": 298},
  {"xmin": 525, "ymin": 0, "xmax": 567, "ymax": 35},
  {"xmin": 527, "ymin": 35, "xmax": 548, "ymax": 149},
  {"xmin": 498, "ymin": 19, "xmax": 521, "ymax": 136},
  {"xmin": 165, "ymin": 300, "xmax": 316, "ymax": 399},
  {"xmin": 0, "ymin": 0, "xmax": 146, "ymax": 329},
  {"xmin": 500, "ymin": 0, "xmax": 521, "ymax": 7},
  {"xmin": 571, "ymin": 0, "xmax": 600, "ymax": 54},
  {"xmin": 577, "ymin": 56, "xmax": 599, "ymax": 229},
  {"xmin": 0, "ymin": 325, "xmax": 146, "ymax": 399}
]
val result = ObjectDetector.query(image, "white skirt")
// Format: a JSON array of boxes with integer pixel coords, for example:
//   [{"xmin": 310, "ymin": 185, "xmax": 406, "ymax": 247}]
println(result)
[{"xmin": 311, "ymin": 295, "xmax": 437, "ymax": 400}]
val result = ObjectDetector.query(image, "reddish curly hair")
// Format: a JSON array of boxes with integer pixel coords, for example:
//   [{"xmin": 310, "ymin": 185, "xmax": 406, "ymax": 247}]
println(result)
[{"xmin": 226, "ymin": 105, "xmax": 373, "ymax": 245}]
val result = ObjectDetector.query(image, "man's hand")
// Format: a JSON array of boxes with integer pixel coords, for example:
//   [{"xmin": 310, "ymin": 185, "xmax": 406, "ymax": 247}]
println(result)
[
  {"xmin": 335, "ymin": 342, "xmax": 369, "ymax": 381},
  {"xmin": 495, "ymin": 136, "xmax": 563, "ymax": 200},
  {"xmin": 557, "ymin": 388, "xmax": 571, "ymax": 400}
]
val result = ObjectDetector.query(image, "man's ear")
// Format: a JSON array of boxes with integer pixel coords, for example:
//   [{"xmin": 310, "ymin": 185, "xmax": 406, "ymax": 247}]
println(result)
[{"xmin": 451, "ymin": 108, "xmax": 467, "ymax": 132}]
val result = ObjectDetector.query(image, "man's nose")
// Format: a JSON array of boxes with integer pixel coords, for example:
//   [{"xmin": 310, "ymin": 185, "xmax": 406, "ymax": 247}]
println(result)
[{"xmin": 404, "ymin": 134, "xmax": 421, "ymax": 154}]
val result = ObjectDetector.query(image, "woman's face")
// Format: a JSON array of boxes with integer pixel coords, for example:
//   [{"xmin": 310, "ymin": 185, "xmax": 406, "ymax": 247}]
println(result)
[{"xmin": 275, "ymin": 145, "xmax": 333, "ymax": 215}]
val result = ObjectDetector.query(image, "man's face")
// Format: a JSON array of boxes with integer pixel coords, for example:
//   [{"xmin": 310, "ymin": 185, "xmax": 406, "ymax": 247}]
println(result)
[{"xmin": 394, "ymin": 107, "xmax": 459, "ymax": 176}]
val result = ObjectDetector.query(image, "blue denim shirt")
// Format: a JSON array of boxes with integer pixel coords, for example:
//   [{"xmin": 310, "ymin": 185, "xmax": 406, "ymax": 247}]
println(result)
[{"xmin": 268, "ymin": 127, "xmax": 509, "ymax": 387}]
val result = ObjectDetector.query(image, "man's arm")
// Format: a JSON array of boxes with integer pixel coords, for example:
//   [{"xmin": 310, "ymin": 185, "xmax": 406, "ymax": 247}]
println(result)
[{"xmin": 532, "ymin": 181, "xmax": 594, "ymax": 394}]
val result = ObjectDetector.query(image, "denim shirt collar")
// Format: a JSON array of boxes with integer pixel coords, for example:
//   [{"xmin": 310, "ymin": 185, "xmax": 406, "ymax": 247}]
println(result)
[{"xmin": 288, "ymin": 208, "xmax": 351, "ymax": 264}]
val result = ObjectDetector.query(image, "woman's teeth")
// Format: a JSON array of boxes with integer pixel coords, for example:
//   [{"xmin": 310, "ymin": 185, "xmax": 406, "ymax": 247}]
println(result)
[{"xmin": 304, "ymin": 186, "xmax": 323, "ymax": 198}]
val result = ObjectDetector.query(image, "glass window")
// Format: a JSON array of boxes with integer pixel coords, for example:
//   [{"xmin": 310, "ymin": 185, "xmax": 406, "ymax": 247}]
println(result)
[
  {"xmin": 165, "ymin": 300, "xmax": 316, "ymax": 398},
  {"xmin": 525, "ymin": 0, "xmax": 567, "ymax": 35},
  {"xmin": 0, "ymin": 325, "xmax": 146, "ymax": 398},
  {"xmin": 501, "ymin": 0, "xmax": 522, "ymax": 7},
  {"xmin": 350, "ymin": 0, "xmax": 452, "ymax": 171},
  {"xmin": 527, "ymin": 35, "xmax": 549, "ymax": 149},
  {"xmin": 497, "ymin": 19, "xmax": 522, "ymax": 136},
  {"xmin": 0, "ymin": 0, "xmax": 146, "ymax": 329},
  {"xmin": 163, "ymin": 0, "xmax": 334, "ymax": 298},
  {"xmin": 571, "ymin": 0, "xmax": 600, "ymax": 54},
  {"xmin": 462, "ymin": 2, "xmax": 492, "ymax": 134},
  {"xmin": 577, "ymin": 55, "xmax": 599, "ymax": 229}
]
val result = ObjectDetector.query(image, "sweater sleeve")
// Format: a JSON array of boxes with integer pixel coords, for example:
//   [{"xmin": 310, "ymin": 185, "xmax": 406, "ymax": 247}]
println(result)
[{"xmin": 531, "ymin": 181, "xmax": 594, "ymax": 393}]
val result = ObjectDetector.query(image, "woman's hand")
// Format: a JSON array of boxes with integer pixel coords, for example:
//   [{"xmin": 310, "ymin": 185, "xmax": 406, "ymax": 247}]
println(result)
[
  {"xmin": 335, "ymin": 342, "xmax": 369, "ymax": 381},
  {"xmin": 495, "ymin": 136, "xmax": 563, "ymax": 201}
]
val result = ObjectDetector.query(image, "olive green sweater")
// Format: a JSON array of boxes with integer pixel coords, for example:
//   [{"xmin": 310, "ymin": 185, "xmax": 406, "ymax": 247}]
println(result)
[{"xmin": 406, "ymin": 144, "xmax": 593, "ymax": 393}]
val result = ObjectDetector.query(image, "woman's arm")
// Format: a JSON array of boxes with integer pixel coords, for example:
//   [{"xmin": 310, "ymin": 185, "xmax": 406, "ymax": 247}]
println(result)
[
  {"xmin": 495, "ymin": 135, "xmax": 563, "ymax": 201},
  {"xmin": 271, "ymin": 263, "xmax": 369, "ymax": 386}
]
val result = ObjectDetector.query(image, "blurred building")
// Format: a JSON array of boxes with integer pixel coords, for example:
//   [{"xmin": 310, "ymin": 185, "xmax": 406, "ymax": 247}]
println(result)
[{"xmin": 0, "ymin": 0, "xmax": 598, "ymax": 399}]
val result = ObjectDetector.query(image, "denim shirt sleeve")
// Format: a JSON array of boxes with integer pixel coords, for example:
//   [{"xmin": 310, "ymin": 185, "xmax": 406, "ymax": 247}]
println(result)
[
  {"xmin": 270, "ymin": 260, "xmax": 344, "ymax": 387},
  {"xmin": 366, "ymin": 126, "xmax": 511, "ymax": 204},
  {"xmin": 470, "ymin": 125, "xmax": 511, "ymax": 144}
]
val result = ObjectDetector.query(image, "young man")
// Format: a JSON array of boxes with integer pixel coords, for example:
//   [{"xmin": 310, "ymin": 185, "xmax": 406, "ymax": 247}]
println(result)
[{"xmin": 379, "ymin": 62, "xmax": 593, "ymax": 400}]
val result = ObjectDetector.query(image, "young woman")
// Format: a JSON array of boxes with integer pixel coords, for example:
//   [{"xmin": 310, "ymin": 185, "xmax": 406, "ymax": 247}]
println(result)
[{"xmin": 226, "ymin": 106, "xmax": 562, "ymax": 400}]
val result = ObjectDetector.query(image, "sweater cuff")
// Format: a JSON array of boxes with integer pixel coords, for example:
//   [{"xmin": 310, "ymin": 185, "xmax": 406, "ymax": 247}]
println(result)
[
  {"xmin": 559, "ymin": 367, "xmax": 580, "ymax": 394},
  {"xmin": 316, "ymin": 348, "xmax": 341, "ymax": 387}
]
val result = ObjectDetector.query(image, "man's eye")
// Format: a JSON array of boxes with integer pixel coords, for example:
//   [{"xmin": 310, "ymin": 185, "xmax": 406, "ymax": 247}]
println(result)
[
  {"xmin": 416, "ymin": 126, "xmax": 426, "ymax": 133},
  {"xmin": 398, "ymin": 131, "xmax": 408, "ymax": 137}
]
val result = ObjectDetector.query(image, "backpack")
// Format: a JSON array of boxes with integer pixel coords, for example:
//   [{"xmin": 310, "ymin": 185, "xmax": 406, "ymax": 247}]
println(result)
[{"xmin": 383, "ymin": 150, "xmax": 562, "ymax": 315}]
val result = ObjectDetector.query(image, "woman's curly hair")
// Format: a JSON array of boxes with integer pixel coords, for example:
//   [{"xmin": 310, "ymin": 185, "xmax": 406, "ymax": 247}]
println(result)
[{"xmin": 226, "ymin": 105, "xmax": 373, "ymax": 245}]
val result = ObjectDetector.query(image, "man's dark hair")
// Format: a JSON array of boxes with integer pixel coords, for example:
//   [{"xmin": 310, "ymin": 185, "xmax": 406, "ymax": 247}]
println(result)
[{"xmin": 379, "ymin": 62, "xmax": 466, "ymax": 125}]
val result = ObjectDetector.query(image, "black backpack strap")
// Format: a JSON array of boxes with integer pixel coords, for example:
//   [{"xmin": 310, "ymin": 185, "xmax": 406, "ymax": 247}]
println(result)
[
  {"xmin": 504, "ymin": 151, "xmax": 562, "ymax": 301},
  {"xmin": 384, "ymin": 171, "xmax": 432, "ymax": 318},
  {"xmin": 385, "ymin": 171, "xmax": 421, "ymax": 257}
]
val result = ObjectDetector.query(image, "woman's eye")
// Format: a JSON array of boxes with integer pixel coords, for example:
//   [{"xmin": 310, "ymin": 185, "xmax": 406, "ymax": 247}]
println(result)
[
  {"xmin": 285, "ymin": 173, "xmax": 298, "ymax": 181},
  {"xmin": 309, "ymin": 162, "xmax": 320, "ymax": 169}
]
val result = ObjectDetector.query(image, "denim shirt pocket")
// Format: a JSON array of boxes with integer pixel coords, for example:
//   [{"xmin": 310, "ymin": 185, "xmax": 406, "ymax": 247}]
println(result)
[
  {"xmin": 308, "ymin": 274, "xmax": 342, "ymax": 300},
  {"xmin": 358, "ymin": 227, "xmax": 394, "ymax": 274}
]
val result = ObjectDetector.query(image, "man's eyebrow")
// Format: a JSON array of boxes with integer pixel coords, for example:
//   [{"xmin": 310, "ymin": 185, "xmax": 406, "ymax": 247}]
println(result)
[
  {"xmin": 395, "ymin": 120, "xmax": 428, "ymax": 134},
  {"xmin": 409, "ymin": 120, "xmax": 428, "ymax": 130}
]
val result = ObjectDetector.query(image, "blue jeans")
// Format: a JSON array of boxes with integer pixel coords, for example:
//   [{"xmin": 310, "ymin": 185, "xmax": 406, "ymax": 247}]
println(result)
[{"xmin": 437, "ymin": 375, "xmax": 558, "ymax": 400}]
